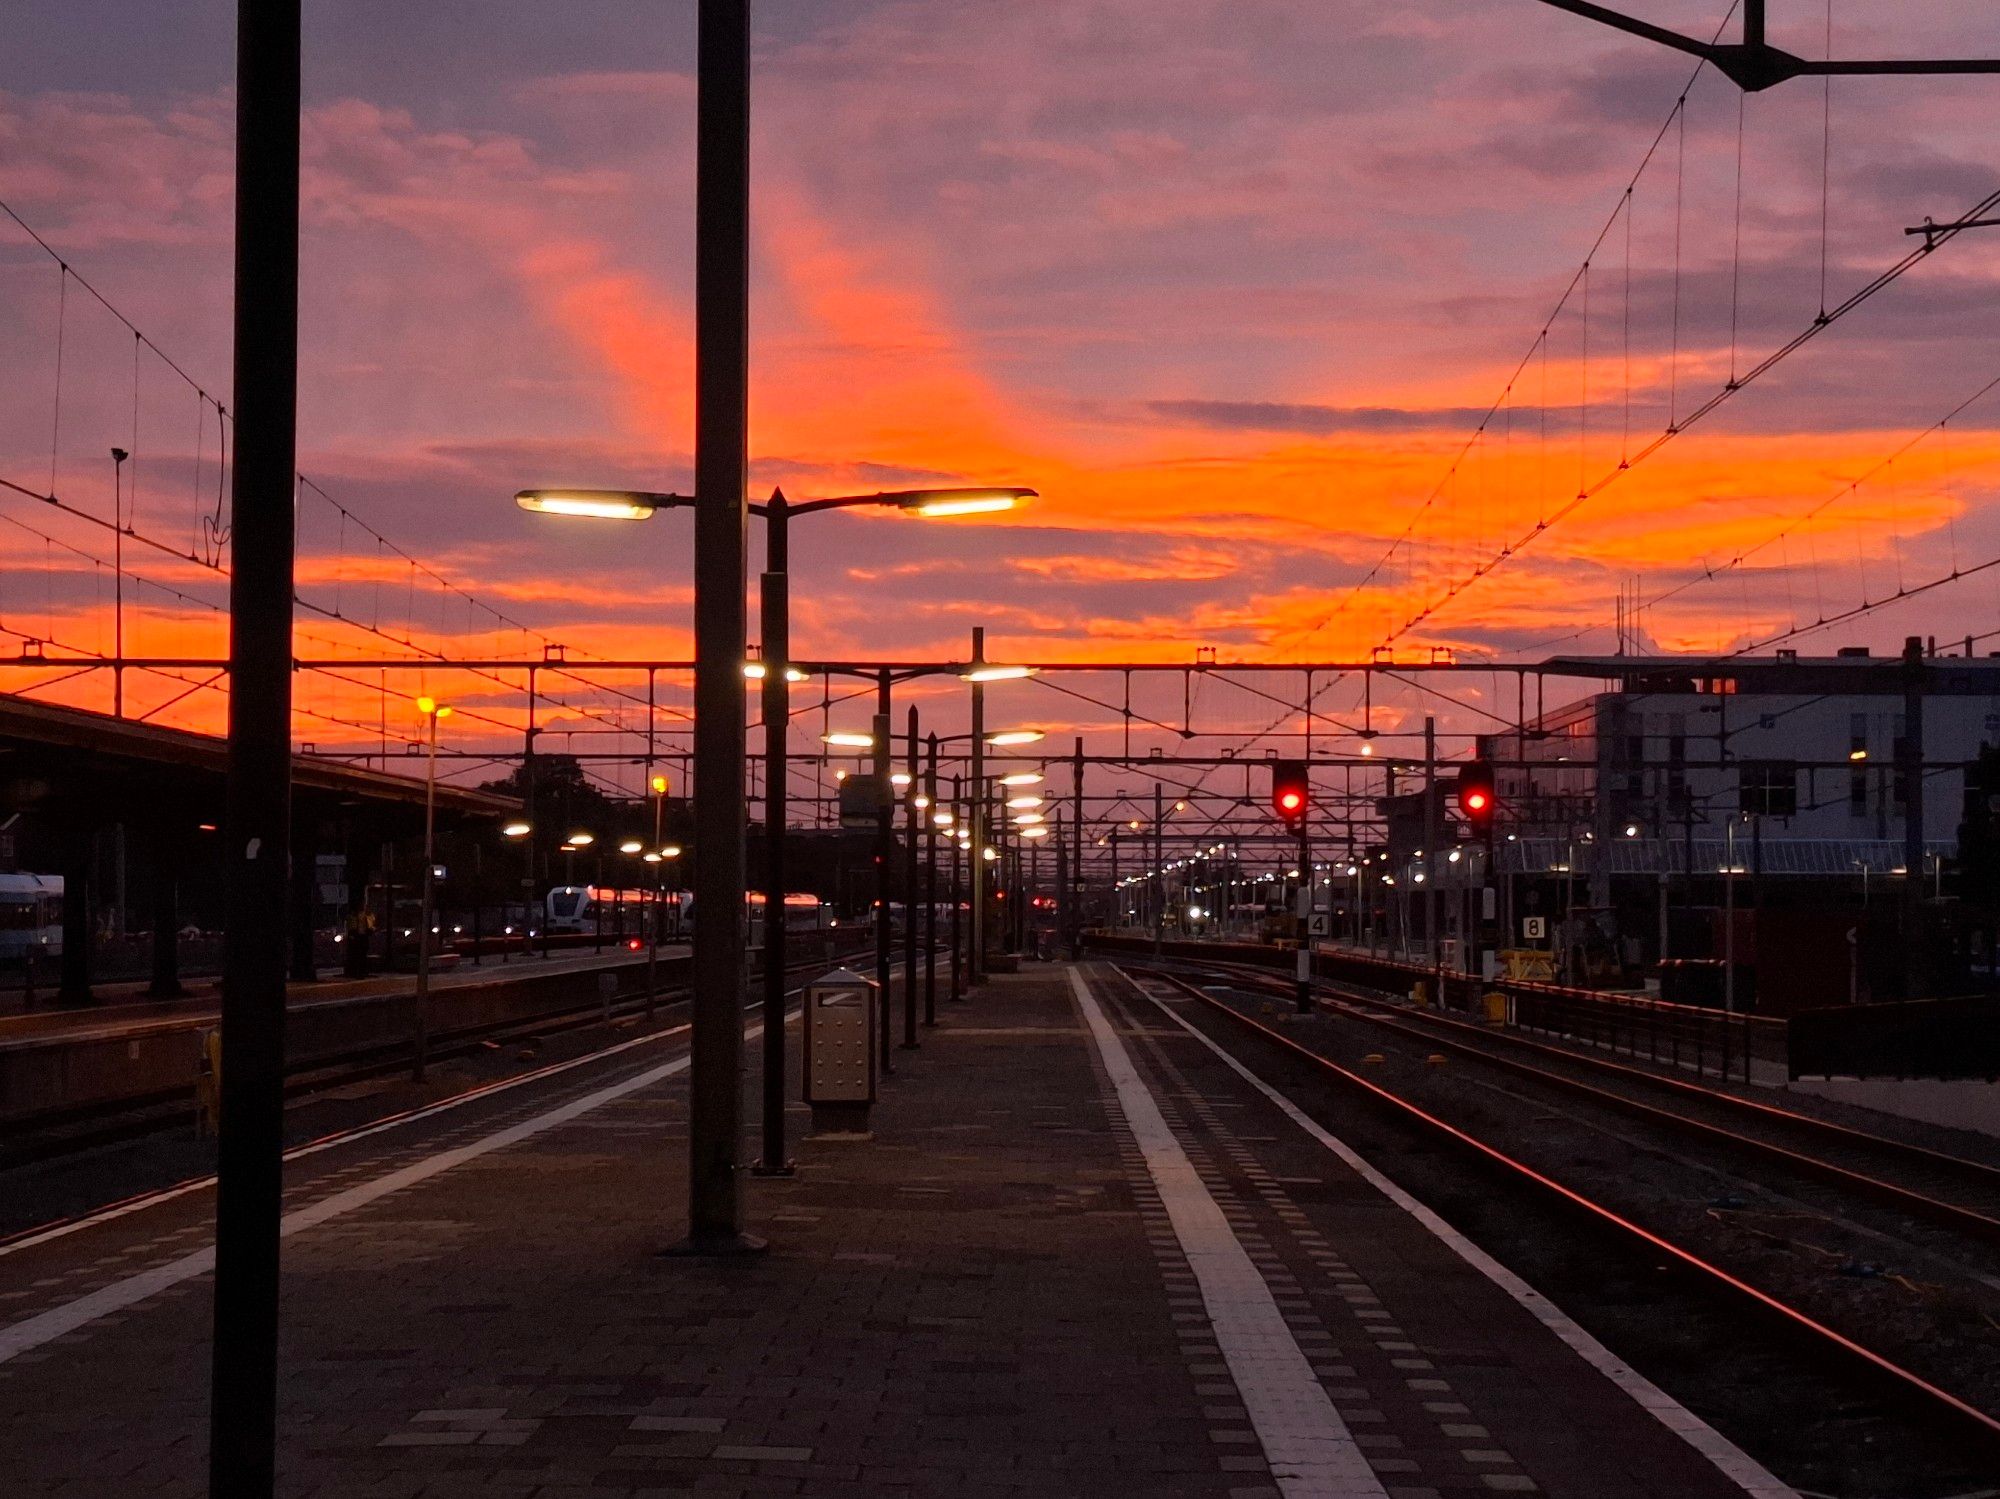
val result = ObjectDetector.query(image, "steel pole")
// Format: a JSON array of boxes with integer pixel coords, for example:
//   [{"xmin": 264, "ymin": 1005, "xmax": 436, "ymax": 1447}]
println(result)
[
  {"xmin": 873, "ymin": 672, "xmax": 894, "ymax": 1075},
  {"xmin": 1295, "ymin": 805, "xmax": 1310, "ymax": 1014},
  {"xmin": 755, "ymin": 494, "xmax": 791, "ymax": 1174},
  {"xmin": 209, "ymin": 0, "xmax": 300, "ymax": 1490},
  {"xmin": 924, "ymin": 732, "xmax": 939, "ymax": 1026},
  {"xmin": 968, "ymin": 627, "xmax": 986, "ymax": 984},
  {"xmin": 1902, "ymin": 634, "xmax": 1926, "ymax": 993},
  {"xmin": 949, "ymin": 780, "xmax": 964, "ymax": 1002},
  {"xmin": 646, "ymin": 789, "xmax": 660, "ymax": 1020},
  {"xmin": 678, "ymin": 0, "xmax": 757, "ymax": 1255},
  {"xmin": 415, "ymin": 711, "xmax": 438, "ymax": 1080},
  {"xmin": 901, "ymin": 706, "xmax": 920, "ymax": 1047},
  {"xmin": 1152, "ymin": 785, "xmax": 1164, "ymax": 958},
  {"xmin": 1423, "ymin": 716, "xmax": 1440, "ymax": 991}
]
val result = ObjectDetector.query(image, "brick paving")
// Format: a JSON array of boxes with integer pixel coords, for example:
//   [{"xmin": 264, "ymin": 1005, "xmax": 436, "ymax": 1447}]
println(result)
[{"xmin": 0, "ymin": 963, "xmax": 1776, "ymax": 1497}]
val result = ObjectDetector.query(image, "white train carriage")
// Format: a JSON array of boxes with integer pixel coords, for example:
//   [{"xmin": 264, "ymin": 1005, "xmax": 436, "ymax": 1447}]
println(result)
[{"xmin": 0, "ymin": 872, "xmax": 63, "ymax": 964}]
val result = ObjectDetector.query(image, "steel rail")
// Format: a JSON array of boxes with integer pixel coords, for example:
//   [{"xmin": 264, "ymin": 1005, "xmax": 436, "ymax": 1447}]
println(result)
[
  {"xmin": 1117, "ymin": 963, "xmax": 2000, "ymax": 1452},
  {"xmin": 1148, "ymin": 950, "xmax": 2000, "ymax": 1240}
]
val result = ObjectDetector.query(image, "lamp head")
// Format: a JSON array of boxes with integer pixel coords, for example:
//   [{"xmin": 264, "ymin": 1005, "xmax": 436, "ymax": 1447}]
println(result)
[
  {"xmin": 516, "ymin": 489, "xmax": 684, "ymax": 520},
  {"xmin": 899, "ymin": 486, "xmax": 1035, "ymax": 518}
]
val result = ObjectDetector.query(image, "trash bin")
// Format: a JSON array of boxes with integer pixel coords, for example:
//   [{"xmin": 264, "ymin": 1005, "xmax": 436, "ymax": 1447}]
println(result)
[{"xmin": 803, "ymin": 967, "xmax": 879, "ymax": 1136}]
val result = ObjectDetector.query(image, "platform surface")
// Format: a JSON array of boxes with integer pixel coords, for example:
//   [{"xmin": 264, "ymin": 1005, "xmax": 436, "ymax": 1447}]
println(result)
[{"xmin": 0, "ymin": 964, "xmax": 1781, "ymax": 1497}]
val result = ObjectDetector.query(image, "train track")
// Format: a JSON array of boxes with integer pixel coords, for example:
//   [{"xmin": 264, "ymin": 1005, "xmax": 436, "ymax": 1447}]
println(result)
[
  {"xmin": 1112, "ymin": 960, "xmax": 2000, "ymax": 1465},
  {"xmin": 1, "ymin": 942, "xmax": 886, "ymax": 1168},
  {"xmin": 1155, "ymin": 951, "xmax": 2000, "ymax": 1249}
]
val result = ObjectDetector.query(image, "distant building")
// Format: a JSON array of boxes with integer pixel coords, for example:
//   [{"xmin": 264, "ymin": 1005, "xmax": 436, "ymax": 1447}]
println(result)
[{"xmin": 1478, "ymin": 647, "xmax": 2000, "ymax": 878}]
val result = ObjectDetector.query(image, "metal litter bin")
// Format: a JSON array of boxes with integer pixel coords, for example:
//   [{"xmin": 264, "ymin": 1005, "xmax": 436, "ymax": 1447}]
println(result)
[{"xmin": 803, "ymin": 967, "xmax": 879, "ymax": 1136}]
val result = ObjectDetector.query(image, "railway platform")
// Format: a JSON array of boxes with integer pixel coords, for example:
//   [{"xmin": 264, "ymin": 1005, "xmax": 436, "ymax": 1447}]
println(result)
[
  {"xmin": 0, "ymin": 942, "xmax": 690, "ymax": 1051},
  {"xmin": 0, "ymin": 963, "xmax": 1787, "ymax": 1497}
]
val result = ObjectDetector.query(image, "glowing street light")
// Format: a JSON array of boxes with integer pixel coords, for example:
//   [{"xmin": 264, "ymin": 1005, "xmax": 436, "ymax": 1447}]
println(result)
[
  {"xmin": 985, "ymin": 729, "xmax": 1044, "ymax": 747},
  {"xmin": 514, "ymin": 490, "xmax": 666, "ymax": 520},
  {"xmin": 999, "ymin": 771, "xmax": 1044, "ymax": 786},
  {"xmin": 904, "ymin": 489, "xmax": 1032, "ymax": 516},
  {"xmin": 960, "ymin": 663, "xmax": 1036, "ymax": 683},
  {"xmin": 823, "ymin": 731, "xmax": 875, "ymax": 749},
  {"xmin": 517, "ymin": 484, "xmax": 1032, "ymax": 523}
]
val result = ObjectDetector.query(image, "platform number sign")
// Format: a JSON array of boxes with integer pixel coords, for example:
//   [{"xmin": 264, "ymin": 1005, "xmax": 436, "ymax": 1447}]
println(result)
[
  {"xmin": 1306, "ymin": 913, "xmax": 1330, "ymax": 937},
  {"xmin": 1522, "ymin": 916, "xmax": 1547, "ymax": 940}
]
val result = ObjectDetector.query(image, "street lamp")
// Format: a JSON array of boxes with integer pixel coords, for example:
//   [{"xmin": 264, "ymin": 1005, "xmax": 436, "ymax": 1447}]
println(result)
[
  {"xmin": 501, "ymin": 820, "xmax": 532, "ymax": 960},
  {"xmin": 515, "ymin": 480, "xmax": 1033, "ymax": 1185},
  {"xmin": 414, "ymin": 695, "xmax": 452, "ymax": 1082}
]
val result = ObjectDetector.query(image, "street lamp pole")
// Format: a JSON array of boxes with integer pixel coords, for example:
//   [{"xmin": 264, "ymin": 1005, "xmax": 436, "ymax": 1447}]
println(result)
[
  {"xmin": 969, "ymin": 627, "xmax": 986, "ymax": 985},
  {"xmin": 902, "ymin": 706, "xmax": 920, "ymax": 1049},
  {"xmin": 647, "ymin": 777, "xmax": 667, "ymax": 1020},
  {"xmin": 679, "ymin": 0, "xmax": 757, "ymax": 1255},
  {"xmin": 949, "ymin": 776, "xmax": 964, "ymax": 1002},
  {"xmin": 415, "ymin": 697, "xmax": 450, "ymax": 1081},
  {"xmin": 872, "ymin": 673, "xmax": 895, "ymax": 1075},
  {"xmin": 209, "ymin": 1, "xmax": 300, "ymax": 1491},
  {"xmin": 756, "ymin": 492, "xmax": 793, "ymax": 1175},
  {"xmin": 924, "ymin": 732, "xmax": 939, "ymax": 1027}
]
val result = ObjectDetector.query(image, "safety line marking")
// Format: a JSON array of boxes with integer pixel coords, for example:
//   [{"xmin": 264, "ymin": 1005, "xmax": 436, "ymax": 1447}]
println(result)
[
  {"xmin": 1118, "ymin": 969, "xmax": 1797, "ymax": 1499},
  {"xmin": 1068, "ymin": 967, "xmax": 1390, "ymax": 1499},
  {"xmin": 3, "ymin": 973, "xmax": 838, "ymax": 1260}
]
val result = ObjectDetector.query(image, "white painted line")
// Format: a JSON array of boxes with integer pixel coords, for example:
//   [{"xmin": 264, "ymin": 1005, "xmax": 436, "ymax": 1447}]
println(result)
[
  {"xmin": 4, "ymin": 978, "xmax": 828, "ymax": 1260},
  {"xmin": 0, "ymin": 1020, "xmax": 694, "ymax": 1260},
  {"xmin": 1119, "ymin": 970, "xmax": 1797, "ymax": 1499},
  {"xmin": 1067, "ymin": 967, "xmax": 1389, "ymax": 1499},
  {"xmin": 0, "ymin": 1020, "xmax": 767, "ymax": 1365}
]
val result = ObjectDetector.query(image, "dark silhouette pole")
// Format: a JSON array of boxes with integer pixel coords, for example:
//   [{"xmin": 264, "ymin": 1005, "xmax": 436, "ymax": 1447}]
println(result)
[
  {"xmin": 209, "ymin": 0, "xmax": 300, "ymax": 1491},
  {"xmin": 968, "ymin": 628, "xmax": 986, "ymax": 984},
  {"xmin": 902, "ymin": 705, "xmax": 920, "ymax": 1048},
  {"xmin": 755, "ymin": 491, "xmax": 793, "ymax": 1175},
  {"xmin": 949, "ymin": 775, "xmax": 964, "ymax": 1002},
  {"xmin": 677, "ymin": 0, "xmax": 758, "ymax": 1255},
  {"xmin": 924, "ymin": 732, "xmax": 939, "ymax": 1026},
  {"xmin": 872, "ymin": 671, "xmax": 894, "ymax": 1075}
]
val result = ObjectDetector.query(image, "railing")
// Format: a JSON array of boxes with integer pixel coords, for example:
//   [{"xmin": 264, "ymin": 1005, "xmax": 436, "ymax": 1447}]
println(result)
[
  {"xmin": 1507, "ymin": 985, "xmax": 1761, "ymax": 1085},
  {"xmin": 1083, "ymin": 932, "xmax": 1774, "ymax": 1085}
]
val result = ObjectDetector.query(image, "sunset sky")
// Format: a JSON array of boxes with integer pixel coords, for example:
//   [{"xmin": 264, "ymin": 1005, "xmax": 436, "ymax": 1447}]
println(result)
[{"xmin": 4, "ymin": 1, "xmax": 2000, "ymax": 792}]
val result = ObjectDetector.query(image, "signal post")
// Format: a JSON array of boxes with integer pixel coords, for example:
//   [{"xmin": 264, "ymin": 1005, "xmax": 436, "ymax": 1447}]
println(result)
[
  {"xmin": 1456, "ymin": 758, "xmax": 1497, "ymax": 994},
  {"xmin": 1270, "ymin": 760, "xmax": 1312, "ymax": 1014}
]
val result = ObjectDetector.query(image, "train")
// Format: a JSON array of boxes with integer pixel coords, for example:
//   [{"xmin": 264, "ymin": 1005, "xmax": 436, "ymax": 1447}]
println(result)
[
  {"xmin": 542, "ymin": 886, "xmax": 829, "ymax": 941},
  {"xmin": 0, "ymin": 872, "xmax": 63, "ymax": 964}
]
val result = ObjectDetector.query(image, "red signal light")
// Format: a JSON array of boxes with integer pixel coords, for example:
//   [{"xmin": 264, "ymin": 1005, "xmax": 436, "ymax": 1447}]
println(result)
[
  {"xmin": 1270, "ymin": 760, "xmax": 1310, "ymax": 825},
  {"xmin": 1456, "ymin": 760, "xmax": 1496, "ymax": 831}
]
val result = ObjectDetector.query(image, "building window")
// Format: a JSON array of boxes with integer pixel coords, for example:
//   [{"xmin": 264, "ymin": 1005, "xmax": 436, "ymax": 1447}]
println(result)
[{"xmin": 1740, "ymin": 761, "xmax": 1798, "ymax": 819}]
